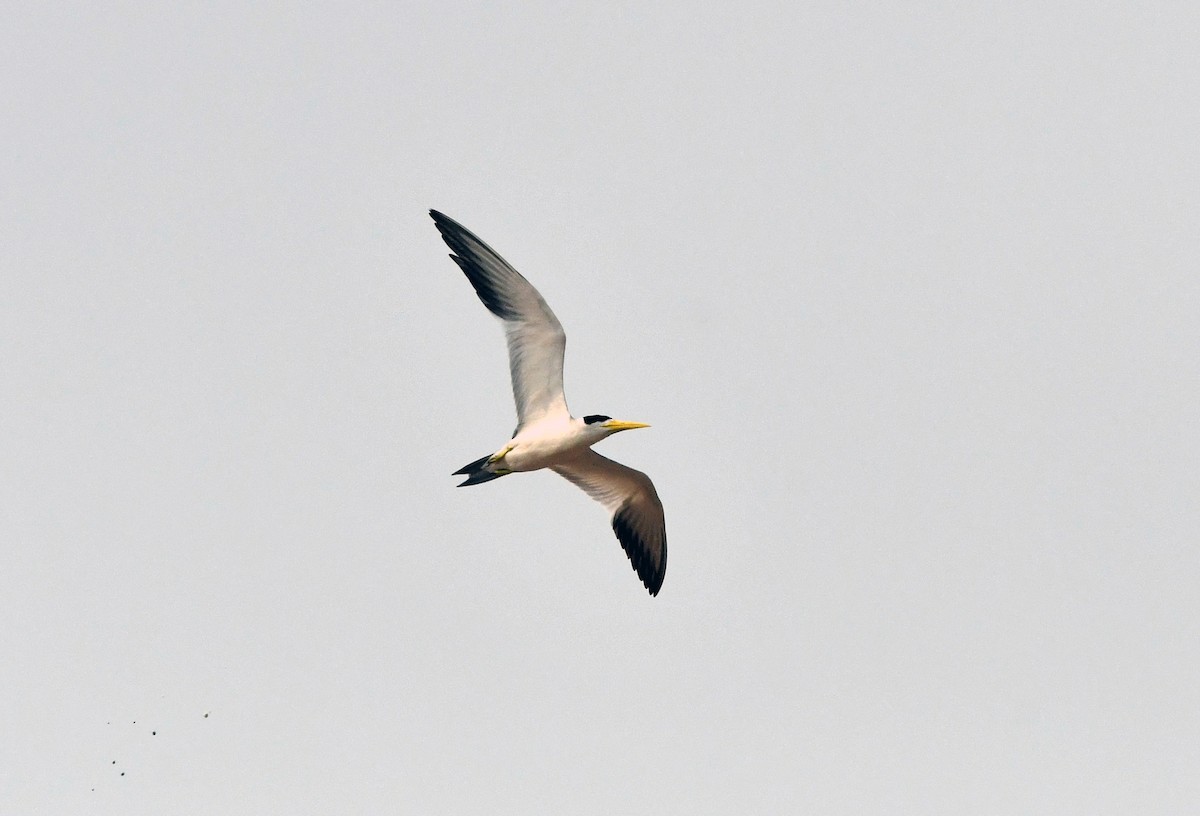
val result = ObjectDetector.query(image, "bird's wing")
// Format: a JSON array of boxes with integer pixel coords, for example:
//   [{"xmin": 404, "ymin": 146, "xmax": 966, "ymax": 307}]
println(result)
[
  {"xmin": 431, "ymin": 210, "xmax": 569, "ymax": 428},
  {"xmin": 551, "ymin": 450, "xmax": 667, "ymax": 596}
]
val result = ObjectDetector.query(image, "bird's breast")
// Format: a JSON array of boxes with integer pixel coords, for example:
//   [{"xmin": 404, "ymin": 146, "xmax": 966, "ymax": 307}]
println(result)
[{"xmin": 505, "ymin": 423, "xmax": 591, "ymax": 472}]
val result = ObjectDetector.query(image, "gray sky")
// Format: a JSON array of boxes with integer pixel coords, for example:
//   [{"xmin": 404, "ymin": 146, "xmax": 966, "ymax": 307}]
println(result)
[{"xmin": 3, "ymin": 2, "xmax": 1198, "ymax": 813}]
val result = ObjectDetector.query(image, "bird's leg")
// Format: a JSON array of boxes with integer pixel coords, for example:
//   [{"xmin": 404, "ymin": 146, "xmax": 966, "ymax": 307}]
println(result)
[{"xmin": 488, "ymin": 444, "xmax": 514, "ymax": 476}]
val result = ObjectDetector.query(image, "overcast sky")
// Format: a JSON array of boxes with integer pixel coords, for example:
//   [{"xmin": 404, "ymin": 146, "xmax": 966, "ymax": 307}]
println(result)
[{"xmin": 3, "ymin": 2, "xmax": 1198, "ymax": 813}]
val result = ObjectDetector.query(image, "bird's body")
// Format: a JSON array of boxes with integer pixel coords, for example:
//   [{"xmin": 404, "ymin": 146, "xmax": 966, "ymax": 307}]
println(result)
[
  {"xmin": 431, "ymin": 210, "xmax": 667, "ymax": 596},
  {"xmin": 496, "ymin": 415, "xmax": 595, "ymax": 472}
]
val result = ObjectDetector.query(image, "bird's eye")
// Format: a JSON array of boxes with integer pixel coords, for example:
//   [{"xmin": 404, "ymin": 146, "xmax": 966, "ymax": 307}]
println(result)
[{"xmin": 583, "ymin": 414, "xmax": 611, "ymax": 425}]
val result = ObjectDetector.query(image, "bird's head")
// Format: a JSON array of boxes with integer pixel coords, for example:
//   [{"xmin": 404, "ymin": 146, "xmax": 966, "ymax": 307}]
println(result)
[{"xmin": 582, "ymin": 414, "xmax": 651, "ymax": 438}]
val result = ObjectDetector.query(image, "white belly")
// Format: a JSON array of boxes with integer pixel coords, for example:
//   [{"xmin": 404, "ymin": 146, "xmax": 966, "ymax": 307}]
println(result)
[{"xmin": 503, "ymin": 418, "xmax": 590, "ymax": 472}]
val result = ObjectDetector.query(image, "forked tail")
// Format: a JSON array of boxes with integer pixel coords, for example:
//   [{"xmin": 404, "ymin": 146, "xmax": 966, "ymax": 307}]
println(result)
[{"xmin": 453, "ymin": 453, "xmax": 508, "ymax": 487}]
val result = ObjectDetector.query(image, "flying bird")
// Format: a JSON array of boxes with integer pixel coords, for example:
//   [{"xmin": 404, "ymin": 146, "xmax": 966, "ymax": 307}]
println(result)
[{"xmin": 431, "ymin": 210, "xmax": 666, "ymax": 596}]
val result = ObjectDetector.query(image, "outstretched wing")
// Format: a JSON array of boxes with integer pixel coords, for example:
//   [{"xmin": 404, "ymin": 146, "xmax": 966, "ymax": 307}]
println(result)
[
  {"xmin": 551, "ymin": 450, "xmax": 667, "ymax": 596},
  {"xmin": 431, "ymin": 210, "xmax": 569, "ymax": 428}
]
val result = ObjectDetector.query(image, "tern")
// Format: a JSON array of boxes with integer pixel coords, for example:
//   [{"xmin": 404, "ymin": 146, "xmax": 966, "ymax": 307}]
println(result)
[{"xmin": 431, "ymin": 210, "xmax": 666, "ymax": 596}]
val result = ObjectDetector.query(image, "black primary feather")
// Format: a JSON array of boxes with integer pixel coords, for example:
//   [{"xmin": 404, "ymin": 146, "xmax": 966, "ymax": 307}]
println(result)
[{"xmin": 612, "ymin": 505, "xmax": 667, "ymax": 596}]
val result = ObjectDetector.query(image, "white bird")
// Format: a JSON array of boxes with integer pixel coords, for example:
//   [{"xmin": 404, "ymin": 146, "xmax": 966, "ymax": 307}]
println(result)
[{"xmin": 431, "ymin": 210, "xmax": 667, "ymax": 596}]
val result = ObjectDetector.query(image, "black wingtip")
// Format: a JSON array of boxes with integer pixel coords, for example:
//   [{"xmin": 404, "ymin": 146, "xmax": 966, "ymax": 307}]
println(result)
[
  {"xmin": 612, "ymin": 509, "xmax": 667, "ymax": 597},
  {"xmin": 428, "ymin": 209, "xmax": 460, "ymax": 239},
  {"xmin": 429, "ymin": 208, "xmax": 465, "ymax": 235},
  {"xmin": 429, "ymin": 211, "xmax": 525, "ymax": 322}
]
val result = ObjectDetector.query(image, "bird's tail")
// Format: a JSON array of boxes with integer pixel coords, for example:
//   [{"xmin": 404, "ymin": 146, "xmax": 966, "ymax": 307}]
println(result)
[{"xmin": 453, "ymin": 453, "xmax": 509, "ymax": 487}]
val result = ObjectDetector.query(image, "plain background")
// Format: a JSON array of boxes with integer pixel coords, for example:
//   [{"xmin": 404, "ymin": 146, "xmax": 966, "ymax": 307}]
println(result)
[{"xmin": 3, "ymin": 2, "xmax": 1197, "ymax": 813}]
